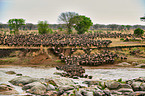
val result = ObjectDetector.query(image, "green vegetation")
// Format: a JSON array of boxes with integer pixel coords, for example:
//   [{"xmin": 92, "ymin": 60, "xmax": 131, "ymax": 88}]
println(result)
[
  {"xmin": 38, "ymin": 20, "xmax": 53, "ymax": 34},
  {"xmin": 134, "ymin": 28, "xmax": 144, "ymax": 36},
  {"xmin": 8, "ymin": 18, "xmax": 25, "ymax": 34},
  {"xmin": 73, "ymin": 15, "xmax": 93, "ymax": 34}
]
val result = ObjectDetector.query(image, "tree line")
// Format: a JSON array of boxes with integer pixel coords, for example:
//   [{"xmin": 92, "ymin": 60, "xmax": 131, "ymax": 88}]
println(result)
[{"xmin": 0, "ymin": 12, "xmax": 145, "ymax": 34}]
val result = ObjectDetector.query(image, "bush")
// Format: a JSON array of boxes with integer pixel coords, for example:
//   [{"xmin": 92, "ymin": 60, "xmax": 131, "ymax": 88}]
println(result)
[
  {"xmin": 120, "ymin": 38, "xmax": 124, "ymax": 41},
  {"xmin": 134, "ymin": 28, "xmax": 144, "ymax": 36}
]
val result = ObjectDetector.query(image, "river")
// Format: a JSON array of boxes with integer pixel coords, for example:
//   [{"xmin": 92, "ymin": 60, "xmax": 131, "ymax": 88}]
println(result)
[{"xmin": 0, "ymin": 67, "xmax": 145, "ymax": 95}]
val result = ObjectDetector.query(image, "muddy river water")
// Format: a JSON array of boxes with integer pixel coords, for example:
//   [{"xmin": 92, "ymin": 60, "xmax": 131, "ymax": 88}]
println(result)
[{"xmin": 0, "ymin": 67, "xmax": 145, "ymax": 95}]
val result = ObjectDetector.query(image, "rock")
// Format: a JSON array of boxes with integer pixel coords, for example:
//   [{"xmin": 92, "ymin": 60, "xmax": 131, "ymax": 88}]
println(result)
[
  {"xmin": 29, "ymin": 82, "xmax": 46, "ymax": 95},
  {"xmin": 106, "ymin": 81, "xmax": 121, "ymax": 90},
  {"xmin": 116, "ymin": 62, "xmax": 131, "ymax": 67},
  {"xmin": 117, "ymin": 88, "xmax": 133, "ymax": 92},
  {"xmin": 119, "ymin": 84, "xmax": 132, "ymax": 89},
  {"xmin": 132, "ymin": 62, "xmax": 138, "ymax": 66},
  {"xmin": 46, "ymin": 84, "xmax": 56, "ymax": 91},
  {"xmin": 129, "ymin": 91, "xmax": 145, "ymax": 96},
  {"xmin": 52, "ymin": 78, "xmax": 74, "ymax": 87},
  {"xmin": 22, "ymin": 82, "xmax": 42, "ymax": 90},
  {"xmin": 5, "ymin": 71, "xmax": 16, "ymax": 75},
  {"xmin": 135, "ymin": 64, "xmax": 145, "ymax": 68},
  {"xmin": 131, "ymin": 82, "xmax": 142, "ymax": 91},
  {"xmin": 110, "ymin": 90, "xmax": 122, "ymax": 95},
  {"xmin": 0, "ymin": 84, "xmax": 18, "ymax": 95},
  {"xmin": 9, "ymin": 76, "xmax": 38, "ymax": 86},
  {"xmin": 135, "ymin": 77, "xmax": 145, "ymax": 82},
  {"xmin": 53, "ymin": 72, "xmax": 62, "ymax": 75},
  {"xmin": 83, "ymin": 81, "xmax": 100, "ymax": 86},
  {"xmin": 59, "ymin": 85, "xmax": 74, "ymax": 91},
  {"xmin": 93, "ymin": 90, "xmax": 106, "ymax": 96},
  {"xmin": 140, "ymin": 83, "xmax": 145, "ymax": 91},
  {"xmin": 16, "ymin": 73, "xmax": 22, "ymax": 76}
]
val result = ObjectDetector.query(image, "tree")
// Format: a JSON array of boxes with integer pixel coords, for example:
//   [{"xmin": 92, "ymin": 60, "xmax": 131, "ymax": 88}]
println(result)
[
  {"xmin": 38, "ymin": 20, "xmax": 51, "ymax": 34},
  {"xmin": 108, "ymin": 24, "xmax": 119, "ymax": 31},
  {"xmin": 58, "ymin": 12, "xmax": 78, "ymax": 34},
  {"xmin": 8, "ymin": 18, "xmax": 25, "ymax": 34},
  {"xmin": 73, "ymin": 15, "xmax": 93, "ymax": 34},
  {"xmin": 26, "ymin": 23, "xmax": 33, "ymax": 30},
  {"xmin": 134, "ymin": 28, "xmax": 144, "ymax": 36},
  {"xmin": 126, "ymin": 25, "xmax": 132, "ymax": 30},
  {"xmin": 140, "ymin": 16, "xmax": 145, "ymax": 22}
]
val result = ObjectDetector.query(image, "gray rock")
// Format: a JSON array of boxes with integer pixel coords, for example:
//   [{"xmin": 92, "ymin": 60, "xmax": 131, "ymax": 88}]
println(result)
[
  {"xmin": 132, "ymin": 62, "xmax": 138, "ymax": 66},
  {"xmin": 0, "ymin": 84, "xmax": 18, "ymax": 95},
  {"xmin": 51, "ymin": 78, "xmax": 74, "ymax": 87},
  {"xmin": 59, "ymin": 85, "xmax": 74, "ymax": 91},
  {"xmin": 9, "ymin": 76, "xmax": 38, "ymax": 86},
  {"xmin": 22, "ymin": 82, "xmax": 42, "ymax": 90},
  {"xmin": 140, "ymin": 83, "xmax": 145, "ymax": 91},
  {"xmin": 27, "ymin": 82, "xmax": 47, "ymax": 95},
  {"xmin": 106, "ymin": 81, "xmax": 121, "ymax": 90},
  {"xmin": 135, "ymin": 64, "xmax": 145, "ymax": 68},
  {"xmin": 117, "ymin": 88, "xmax": 133, "ymax": 92},
  {"xmin": 5, "ymin": 71, "xmax": 16, "ymax": 75},
  {"xmin": 131, "ymin": 82, "xmax": 142, "ymax": 91},
  {"xmin": 116, "ymin": 62, "xmax": 131, "ymax": 67},
  {"xmin": 119, "ymin": 84, "xmax": 132, "ymax": 89},
  {"xmin": 46, "ymin": 84, "xmax": 56, "ymax": 90},
  {"xmin": 93, "ymin": 90, "xmax": 106, "ymax": 96}
]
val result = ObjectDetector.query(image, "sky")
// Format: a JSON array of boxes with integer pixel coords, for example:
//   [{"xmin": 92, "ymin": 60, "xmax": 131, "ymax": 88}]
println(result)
[{"xmin": 0, "ymin": 0, "xmax": 145, "ymax": 25}]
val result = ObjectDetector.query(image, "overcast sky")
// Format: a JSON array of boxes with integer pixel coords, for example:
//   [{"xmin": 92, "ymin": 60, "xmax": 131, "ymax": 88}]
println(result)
[{"xmin": 0, "ymin": 0, "xmax": 145, "ymax": 25}]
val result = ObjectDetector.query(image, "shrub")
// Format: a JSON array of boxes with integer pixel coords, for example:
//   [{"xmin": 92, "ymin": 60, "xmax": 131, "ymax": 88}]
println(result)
[
  {"xmin": 120, "ymin": 38, "xmax": 124, "ymax": 41},
  {"xmin": 134, "ymin": 28, "xmax": 144, "ymax": 36}
]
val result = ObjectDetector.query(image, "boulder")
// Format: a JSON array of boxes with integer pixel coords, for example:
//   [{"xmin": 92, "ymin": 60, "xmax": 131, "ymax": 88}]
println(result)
[
  {"xmin": 5, "ymin": 71, "xmax": 16, "ymax": 75},
  {"xmin": 0, "ymin": 84, "xmax": 18, "ymax": 95},
  {"xmin": 135, "ymin": 64, "xmax": 145, "ymax": 68},
  {"xmin": 22, "ymin": 82, "xmax": 42, "ymax": 90},
  {"xmin": 119, "ymin": 84, "xmax": 132, "ymax": 89},
  {"xmin": 51, "ymin": 78, "xmax": 74, "ymax": 87},
  {"xmin": 116, "ymin": 62, "xmax": 131, "ymax": 67},
  {"xmin": 9, "ymin": 76, "xmax": 38, "ymax": 86},
  {"xmin": 59, "ymin": 85, "xmax": 74, "ymax": 91},
  {"xmin": 132, "ymin": 62, "xmax": 138, "ymax": 66},
  {"xmin": 140, "ymin": 83, "xmax": 145, "ymax": 91},
  {"xmin": 106, "ymin": 81, "xmax": 121, "ymax": 90},
  {"xmin": 29, "ymin": 82, "xmax": 46, "ymax": 95},
  {"xmin": 131, "ymin": 82, "xmax": 142, "ymax": 91},
  {"xmin": 46, "ymin": 84, "xmax": 56, "ymax": 91}
]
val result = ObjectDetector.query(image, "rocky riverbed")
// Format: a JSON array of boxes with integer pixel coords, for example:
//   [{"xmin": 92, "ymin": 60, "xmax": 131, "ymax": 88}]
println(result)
[{"xmin": 1, "ymin": 67, "xmax": 145, "ymax": 95}]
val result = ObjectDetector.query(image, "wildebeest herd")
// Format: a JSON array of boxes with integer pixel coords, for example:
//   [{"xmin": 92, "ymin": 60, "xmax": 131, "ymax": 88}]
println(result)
[{"xmin": 0, "ymin": 33, "xmax": 132, "ymax": 78}]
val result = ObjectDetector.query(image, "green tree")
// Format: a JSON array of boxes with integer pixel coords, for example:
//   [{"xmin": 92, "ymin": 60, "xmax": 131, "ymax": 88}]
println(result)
[
  {"xmin": 8, "ymin": 18, "xmax": 25, "ymax": 34},
  {"xmin": 38, "ymin": 21, "xmax": 50, "ymax": 34},
  {"xmin": 140, "ymin": 16, "xmax": 145, "ymax": 22},
  {"xmin": 134, "ymin": 28, "xmax": 144, "ymax": 36},
  {"xmin": 58, "ymin": 12, "xmax": 78, "ymax": 34},
  {"xmin": 73, "ymin": 15, "xmax": 93, "ymax": 34}
]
